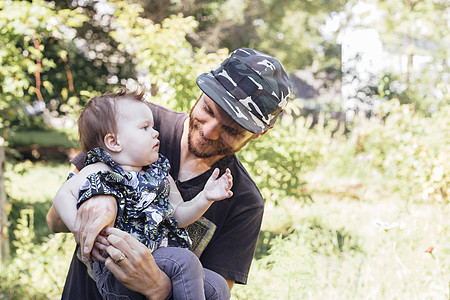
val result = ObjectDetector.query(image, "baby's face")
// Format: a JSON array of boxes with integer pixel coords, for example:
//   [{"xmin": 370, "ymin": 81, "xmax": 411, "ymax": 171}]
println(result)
[{"xmin": 115, "ymin": 98, "xmax": 160, "ymax": 168}]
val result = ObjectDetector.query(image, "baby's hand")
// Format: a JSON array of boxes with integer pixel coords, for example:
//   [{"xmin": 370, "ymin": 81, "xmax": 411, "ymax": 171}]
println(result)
[
  {"xmin": 204, "ymin": 168, "xmax": 233, "ymax": 202},
  {"xmin": 91, "ymin": 229, "xmax": 110, "ymax": 262}
]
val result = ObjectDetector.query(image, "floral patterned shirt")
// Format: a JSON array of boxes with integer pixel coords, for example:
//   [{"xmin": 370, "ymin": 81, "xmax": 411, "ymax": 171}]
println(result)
[{"xmin": 77, "ymin": 148, "xmax": 190, "ymax": 252}]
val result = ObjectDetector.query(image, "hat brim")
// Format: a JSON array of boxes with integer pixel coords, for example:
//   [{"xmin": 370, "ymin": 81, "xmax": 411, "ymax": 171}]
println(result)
[{"xmin": 196, "ymin": 72, "xmax": 268, "ymax": 134}]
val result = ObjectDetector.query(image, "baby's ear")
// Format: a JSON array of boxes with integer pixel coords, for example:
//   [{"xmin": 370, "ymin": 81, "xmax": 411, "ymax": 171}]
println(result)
[{"xmin": 104, "ymin": 133, "xmax": 122, "ymax": 152}]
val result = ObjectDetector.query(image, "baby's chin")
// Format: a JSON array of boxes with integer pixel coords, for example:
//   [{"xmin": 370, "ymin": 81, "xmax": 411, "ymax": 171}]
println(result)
[{"xmin": 143, "ymin": 157, "xmax": 159, "ymax": 166}]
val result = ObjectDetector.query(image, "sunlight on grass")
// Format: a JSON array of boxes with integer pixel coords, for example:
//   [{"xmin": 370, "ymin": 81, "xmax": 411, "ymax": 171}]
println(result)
[
  {"xmin": 233, "ymin": 166, "xmax": 450, "ymax": 299},
  {"xmin": 5, "ymin": 161, "xmax": 70, "ymax": 203}
]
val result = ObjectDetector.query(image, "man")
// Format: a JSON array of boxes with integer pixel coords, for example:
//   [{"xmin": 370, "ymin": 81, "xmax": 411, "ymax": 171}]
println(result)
[{"xmin": 47, "ymin": 47, "xmax": 292, "ymax": 299}]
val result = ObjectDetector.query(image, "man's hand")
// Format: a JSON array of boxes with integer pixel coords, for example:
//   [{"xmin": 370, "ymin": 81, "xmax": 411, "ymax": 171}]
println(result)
[
  {"xmin": 104, "ymin": 227, "xmax": 172, "ymax": 300},
  {"xmin": 203, "ymin": 168, "xmax": 233, "ymax": 202},
  {"xmin": 73, "ymin": 195, "xmax": 117, "ymax": 262}
]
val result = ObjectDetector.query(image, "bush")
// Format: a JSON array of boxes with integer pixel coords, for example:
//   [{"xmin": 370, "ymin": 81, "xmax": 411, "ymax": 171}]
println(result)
[
  {"xmin": 238, "ymin": 109, "xmax": 328, "ymax": 204},
  {"xmin": 0, "ymin": 209, "xmax": 75, "ymax": 299},
  {"xmin": 350, "ymin": 100, "xmax": 449, "ymax": 203}
]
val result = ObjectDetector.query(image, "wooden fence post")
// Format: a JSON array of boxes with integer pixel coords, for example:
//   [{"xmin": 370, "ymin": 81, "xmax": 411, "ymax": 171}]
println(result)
[{"xmin": 0, "ymin": 137, "xmax": 9, "ymax": 261}]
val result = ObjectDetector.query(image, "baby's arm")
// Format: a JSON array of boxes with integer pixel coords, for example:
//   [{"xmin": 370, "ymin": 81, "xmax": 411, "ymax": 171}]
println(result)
[
  {"xmin": 169, "ymin": 168, "xmax": 233, "ymax": 228},
  {"xmin": 52, "ymin": 163, "xmax": 111, "ymax": 232}
]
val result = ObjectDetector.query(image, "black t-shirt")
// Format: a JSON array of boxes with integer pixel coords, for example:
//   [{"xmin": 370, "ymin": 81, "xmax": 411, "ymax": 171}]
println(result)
[{"xmin": 62, "ymin": 103, "xmax": 264, "ymax": 299}]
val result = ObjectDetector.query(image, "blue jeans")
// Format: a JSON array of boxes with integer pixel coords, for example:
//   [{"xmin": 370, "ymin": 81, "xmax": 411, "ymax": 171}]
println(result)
[{"xmin": 94, "ymin": 247, "xmax": 230, "ymax": 300}]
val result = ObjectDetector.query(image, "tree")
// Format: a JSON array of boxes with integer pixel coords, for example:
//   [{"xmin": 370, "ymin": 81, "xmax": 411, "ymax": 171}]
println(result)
[
  {"xmin": 116, "ymin": 0, "xmax": 348, "ymax": 74},
  {"xmin": 105, "ymin": 0, "xmax": 226, "ymax": 112},
  {"xmin": 370, "ymin": 0, "xmax": 450, "ymax": 110},
  {"xmin": 0, "ymin": 0, "xmax": 89, "ymax": 133},
  {"xmin": 0, "ymin": 137, "xmax": 8, "ymax": 260},
  {"xmin": 0, "ymin": 0, "xmax": 227, "ymax": 136}
]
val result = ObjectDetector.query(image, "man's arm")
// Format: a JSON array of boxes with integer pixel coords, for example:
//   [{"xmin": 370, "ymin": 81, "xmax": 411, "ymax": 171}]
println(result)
[
  {"xmin": 46, "ymin": 205, "xmax": 70, "ymax": 233},
  {"xmin": 226, "ymin": 279, "xmax": 235, "ymax": 292}
]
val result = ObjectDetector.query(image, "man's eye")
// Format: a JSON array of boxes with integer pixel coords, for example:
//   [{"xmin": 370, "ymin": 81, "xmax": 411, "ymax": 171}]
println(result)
[
  {"xmin": 225, "ymin": 127, "xmax": 238, "ymax": 136},
  {"xmin": 205, "ymin": 107, "xmax": 214, "ymax": 116}
]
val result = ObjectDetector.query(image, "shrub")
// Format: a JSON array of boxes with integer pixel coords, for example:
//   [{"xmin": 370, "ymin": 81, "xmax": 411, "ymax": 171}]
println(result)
[
  {"xmin": 351, "ymin": 100, "xmax": 449, "ymax": 203},
  {"xmin": 238, "ymin": 110, "xmax": 328, "ymax": 204},
  {"xmin": 0, "ymin": 209, "xmax": 74, "ymax": 299}
]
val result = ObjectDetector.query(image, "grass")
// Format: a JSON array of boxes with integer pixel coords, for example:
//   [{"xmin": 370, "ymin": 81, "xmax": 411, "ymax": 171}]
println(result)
[
  {"xmin": 6, "ymin": 129, "xmax": 77, "ymax": 148},
  {"xmin": 4, "ymin": 160, "xmax": 72, "ymax": 247},
  {"xmin": 232, "ymin": 162, "xmax": 450, "ymax": 299}
]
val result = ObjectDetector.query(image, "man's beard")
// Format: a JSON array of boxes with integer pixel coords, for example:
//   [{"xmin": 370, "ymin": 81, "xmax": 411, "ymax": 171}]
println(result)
[{"xmin": 187, "ymin": 116, "xmax": 236, "ymax": 158}]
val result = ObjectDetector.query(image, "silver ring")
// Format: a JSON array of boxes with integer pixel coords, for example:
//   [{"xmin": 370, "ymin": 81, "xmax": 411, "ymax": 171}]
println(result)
[{"xmin": 115, "ymin": 252, "xmax": 126, "ymax": 264}]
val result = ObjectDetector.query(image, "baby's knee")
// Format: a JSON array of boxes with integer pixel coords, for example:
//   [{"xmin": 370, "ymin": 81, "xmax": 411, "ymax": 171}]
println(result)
[
  {"xmin": 175, "ymin": 248, "xmax": 203, "ymax": 273},
  {"xmin": 156, "ymin": 247, "xmax": 204, "ymax": 278},
  {"xmin": 204, "ymin": 269, "xmax": 230, "ymax": 300}
]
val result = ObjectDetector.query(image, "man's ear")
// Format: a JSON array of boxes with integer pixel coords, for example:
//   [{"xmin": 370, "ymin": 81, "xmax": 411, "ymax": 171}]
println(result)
[
  {"xmin": 104, "ymin": 133, "xmax": 122, "ymax": 152},
  {"xmin": 252, "ymin": 126, "xmax": 273, "ymax": 140}
]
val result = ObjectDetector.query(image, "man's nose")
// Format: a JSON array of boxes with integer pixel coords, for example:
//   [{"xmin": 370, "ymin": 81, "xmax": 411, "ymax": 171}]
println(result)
[{"xmin": 202, "ymin": 119, "xmax": 222, "ymax": 140}]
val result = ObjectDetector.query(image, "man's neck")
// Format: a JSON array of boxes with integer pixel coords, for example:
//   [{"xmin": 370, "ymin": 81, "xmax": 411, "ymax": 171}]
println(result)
[{"xmin": 178, "ymin": 118, "xmax": 224, "ymax": 182}]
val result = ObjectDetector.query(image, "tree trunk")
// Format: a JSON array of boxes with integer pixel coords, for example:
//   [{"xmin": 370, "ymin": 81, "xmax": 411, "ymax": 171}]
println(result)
[{"xmin": 0, "ymin": 137, "xmax": 9, "ymax": 260}]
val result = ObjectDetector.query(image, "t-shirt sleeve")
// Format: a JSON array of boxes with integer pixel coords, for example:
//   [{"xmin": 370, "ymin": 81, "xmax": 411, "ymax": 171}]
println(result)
[
  {"xmin": 70, "ymin": 151, "xmax": 86, "ymax": 171},
  {"xmin": 77, "ymin": 171, "xmax": 122, "ymax": 209},
  {"xmin": 200, "ymin": 200, "xmax": 264, "ymax": 285}
]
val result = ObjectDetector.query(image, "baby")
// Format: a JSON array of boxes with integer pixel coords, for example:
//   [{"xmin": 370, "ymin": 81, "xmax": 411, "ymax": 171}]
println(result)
[{"xmin": 53, "ymin": 88, "xmax": 232, "ymax": 299}]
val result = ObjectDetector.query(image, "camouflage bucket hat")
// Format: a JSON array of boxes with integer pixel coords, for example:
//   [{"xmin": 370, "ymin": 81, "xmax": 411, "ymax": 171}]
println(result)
[{"xmin": 196, "ymin": 48, "xmax": 292, "ymax": 133}]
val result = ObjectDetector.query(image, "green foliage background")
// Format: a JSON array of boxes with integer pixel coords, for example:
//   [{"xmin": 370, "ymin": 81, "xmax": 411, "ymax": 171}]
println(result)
[{"xmin": 0, "ymin": 0, "xmax": 449, "ymax": 298}]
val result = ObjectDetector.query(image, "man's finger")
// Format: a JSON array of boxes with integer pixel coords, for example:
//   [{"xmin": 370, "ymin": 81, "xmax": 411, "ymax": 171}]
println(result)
[
  {"xmin": 81, "ymin": 218, "xmax": 107, "ymax": 258},
  {"xmin": 106, "ymin": 232, "xmax": 136, "ymax": 257},
  {"xmin": 77, "ymin": 206, "xmax": 88, "ymax": 245},
  {"xmin": 106, "ymin": 227, "xmax": 147, "ymax": 252},
  {"xmin": 104, "ymin": 256, "xmax": 126, "ymax": 282},
  {"xmin": 96, "ymin": 233, "xmax": 110, "ymax": 247},
  {"xmin": 104, "ymin": 244, "xmax": 130, "ymax": 276}
]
